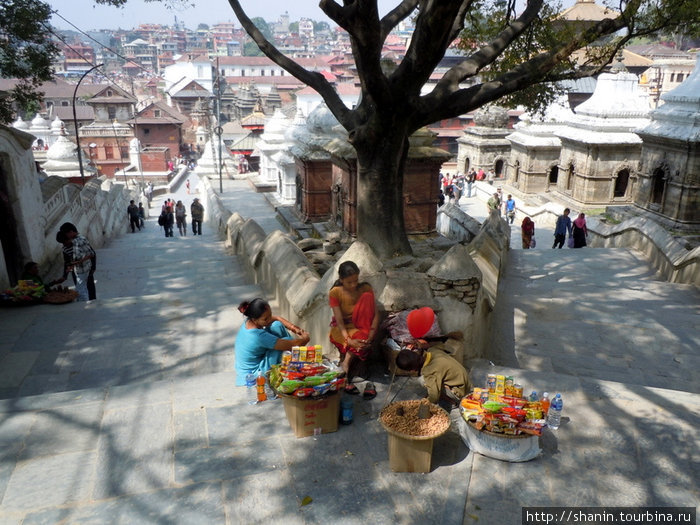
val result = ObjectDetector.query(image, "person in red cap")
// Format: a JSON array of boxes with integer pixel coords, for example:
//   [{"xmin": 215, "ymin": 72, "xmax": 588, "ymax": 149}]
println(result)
[{"xmin": 396, "ymin": 308, "xmax": 470, "ymax": 408}]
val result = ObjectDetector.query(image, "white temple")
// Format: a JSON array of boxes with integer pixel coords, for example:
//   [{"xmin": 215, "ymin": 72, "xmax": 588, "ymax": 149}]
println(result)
[
  {"xmin": 257, "ymin": 108, "xmax": 291, "ymax": 188},
  {"xmin": 553, "ymin": 65, "xmax": 651, "ymax": 204},
  {"xmin": 506, "ymin": 96, "xmax": 575, "ymax": 193},
  {"xmin": 41, "ymin": 128, "xmax": 95, "ymax": 180}
]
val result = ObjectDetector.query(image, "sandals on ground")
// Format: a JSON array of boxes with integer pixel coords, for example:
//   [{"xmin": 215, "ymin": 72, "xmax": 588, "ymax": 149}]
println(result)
[
  {"xmin": 363, "ymin": 382, "xmax": 377, "ymax": 400},
  {"xmin": 345, "ymin": 384, "xmax": 360, "ymax": 395}
]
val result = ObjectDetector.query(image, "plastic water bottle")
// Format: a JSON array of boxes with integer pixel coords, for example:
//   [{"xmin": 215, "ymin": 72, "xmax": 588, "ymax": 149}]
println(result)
[
  {"xmin": 245, "ymin": 373, "xmax": 257, "ymax": 405},
  {"xmin": 547, "ymin": 393, "xmax": 563, "ymax": 429}
]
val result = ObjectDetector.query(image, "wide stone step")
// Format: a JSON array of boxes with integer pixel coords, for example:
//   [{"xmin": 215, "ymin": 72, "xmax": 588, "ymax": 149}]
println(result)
[{"xmin": 494, "ymin": 246, "xmax": 700, "ymax": 394}]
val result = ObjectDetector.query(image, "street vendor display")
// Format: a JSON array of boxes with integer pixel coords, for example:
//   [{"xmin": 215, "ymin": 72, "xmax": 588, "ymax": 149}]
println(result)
[
  {"xmin": 1, "ymin": 280, "xmax": 78, "ymax": 306},
  {"xmin": 267, "ymin": 345, "xmax": 344, "ymax": 438},
  {"xmin": 457, "ymin": 374, "xmax": 562, "ymax": 462}
]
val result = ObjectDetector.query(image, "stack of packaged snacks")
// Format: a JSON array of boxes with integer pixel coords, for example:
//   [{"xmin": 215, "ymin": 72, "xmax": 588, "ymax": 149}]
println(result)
[
  {"xmin": 460, "ymin": 374, "xmax": 548, "ymax": 436},
  {"xmin": 269, "ymin": 345, "xmax": 346, "ymax": 398}
]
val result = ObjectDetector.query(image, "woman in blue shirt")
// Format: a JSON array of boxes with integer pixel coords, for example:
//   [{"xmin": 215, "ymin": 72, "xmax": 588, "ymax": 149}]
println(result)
[{"xmin": 234, "ymin": 298, "xmax": 310, "ymax": 386}]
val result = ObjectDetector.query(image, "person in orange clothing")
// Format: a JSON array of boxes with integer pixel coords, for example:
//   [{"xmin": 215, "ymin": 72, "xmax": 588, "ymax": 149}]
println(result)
[{"xmin": 328, "ymin": 261, "xmax": 379, "ymax": 396}]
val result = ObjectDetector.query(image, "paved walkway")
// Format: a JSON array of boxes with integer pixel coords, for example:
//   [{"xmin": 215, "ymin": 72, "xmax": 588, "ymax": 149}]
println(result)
[{"xmin": 0, "ymin": 177, "xmax": 697, "ymax": 524}]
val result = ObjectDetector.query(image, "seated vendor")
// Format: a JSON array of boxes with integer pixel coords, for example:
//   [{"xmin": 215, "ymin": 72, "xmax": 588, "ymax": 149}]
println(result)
[
  {"xmin": 234, "ymin": 298, "xmax": 310, "ymax": 386},
  {"xmin": 20, "ymin": 262, "xmax": 46, "ymax": 286},
  {"xmin": 328, "ymin": 261, "xmax": 379, "ymax": 396},
  {"xmin": 396, "ymin": 331, "xmax": 471, "ymax": 407}
]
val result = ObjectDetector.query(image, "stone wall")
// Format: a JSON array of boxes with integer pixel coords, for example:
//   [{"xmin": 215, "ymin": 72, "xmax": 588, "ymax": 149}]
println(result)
[
  {"xmin": 1, "ymin": 125, "xmax": 139, "ymax": 288},
  {"xmin": 587, "ymin": 216, "xmax": 700, "ymax": 285},
  {"xmin": 204, "ymin": 173, "xmax": 512, "ymax": 366}
]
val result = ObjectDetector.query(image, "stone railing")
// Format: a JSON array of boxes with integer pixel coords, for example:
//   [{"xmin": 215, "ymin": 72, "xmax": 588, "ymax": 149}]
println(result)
[
  {"xmin": 587, "ymin": 216, "xmax": 700, "ymax": 286},
  {"xmin": 42, "ymin": 176, "xmax": 140, "ymax": 277}
]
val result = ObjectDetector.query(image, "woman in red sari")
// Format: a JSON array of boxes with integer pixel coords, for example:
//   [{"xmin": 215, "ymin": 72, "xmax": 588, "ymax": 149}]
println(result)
[{"xmin": 329, "ymin": 261, "xmax": 379, "ymax": 395}]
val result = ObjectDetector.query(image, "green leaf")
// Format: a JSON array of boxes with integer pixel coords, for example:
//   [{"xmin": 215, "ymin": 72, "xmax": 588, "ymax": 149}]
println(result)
[{"xmin": 300, "ymin": 496, "xmax": 313, "ymax": 506}]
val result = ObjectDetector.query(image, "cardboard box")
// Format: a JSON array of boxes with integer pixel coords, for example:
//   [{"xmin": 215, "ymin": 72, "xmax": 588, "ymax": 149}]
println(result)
[{"xmin": 281, "ymin": 392, "xmax": 340, "ymax": 438}]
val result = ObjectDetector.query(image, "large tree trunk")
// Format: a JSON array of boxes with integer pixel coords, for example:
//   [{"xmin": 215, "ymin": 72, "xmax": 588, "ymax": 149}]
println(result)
[{"xmin": 353, "ymin": 116, "xmax": 413, "ymax": 259}]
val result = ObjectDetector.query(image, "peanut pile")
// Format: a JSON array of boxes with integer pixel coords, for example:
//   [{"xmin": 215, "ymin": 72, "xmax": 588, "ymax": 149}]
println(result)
[{"xmin": 380, "ymin": 399, "xmax": 450, "ymax": 437}]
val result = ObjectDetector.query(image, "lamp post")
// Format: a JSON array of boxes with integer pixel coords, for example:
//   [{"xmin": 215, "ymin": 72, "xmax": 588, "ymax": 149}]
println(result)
[
  {"xmin": 72, "ymin": 63, "xmax": 103, "ymax": 186},
  {"xmin": 88, "ymin": 142, "xmax": 97, "ymax": 174}
]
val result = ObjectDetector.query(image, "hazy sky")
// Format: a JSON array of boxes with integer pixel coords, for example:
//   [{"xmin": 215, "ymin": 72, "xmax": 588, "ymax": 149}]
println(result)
[{"xmin": 48, "ymin": 0, "xmax": 396, "ymax": 31}]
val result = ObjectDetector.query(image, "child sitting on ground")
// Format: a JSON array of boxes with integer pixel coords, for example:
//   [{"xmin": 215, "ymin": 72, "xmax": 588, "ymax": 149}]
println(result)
[{"xmin": 395, "ymin": 331, "xmax": 471, "ymax": 407}]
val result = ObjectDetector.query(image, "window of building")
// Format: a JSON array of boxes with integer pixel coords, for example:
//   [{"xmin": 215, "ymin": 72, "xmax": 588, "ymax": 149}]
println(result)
[
  {"xmin": 549, "ymin": 165, "xmax": 558, "ymax": 184},
  {"xmin": 614, "ymin": 169, "xmax": 630, "ymax": 197},
  {"xmin": 105, "ymin": 146, "xmax": 114, "ymax": 159},
  {"xmin": 143, "ymin": 128, "xmax": 150, "ymax": 135},
  {"xmin": 651, "ymin": 168, "xmax": 665, "ymax": 204},
  {"xmin": 108, "ymin": 106, "xmax": 116, "ymax": 120},
  {"xmin": 566, "ymin": 163, "xmax": 574, "ymax": 190},
  {"xmin": 154, "ymin": 110, "xmax": 161, "ymax": 117},
  {"xmin": 494, "ymin": 159, "xmax": 504, "ymax": 177},
  {"xmin": 677, "ymin": 73, "xmax": 684, "ymax": 82},
  {"xmin": 107, "ymin": 89, "xmax": 113, "ymax": 97},
  {"xmin": 61, "ymin": 101, "xmax": 69, "ymax": 106}
]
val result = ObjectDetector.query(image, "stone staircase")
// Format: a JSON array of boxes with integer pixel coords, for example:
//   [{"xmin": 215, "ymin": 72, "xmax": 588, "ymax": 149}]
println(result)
[
  {"xmin": 491, "ymin": 247, "xmax": 700, "ymax": 394},
  {"xmin": 0, "ymin": 198, "xmax": 263, "ymax": 400}
]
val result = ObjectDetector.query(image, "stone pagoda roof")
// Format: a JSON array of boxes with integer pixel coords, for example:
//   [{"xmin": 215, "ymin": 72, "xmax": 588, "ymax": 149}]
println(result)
[{"xmin": 555, "ymin": 67, "xmax": 650, "ymax": 145}]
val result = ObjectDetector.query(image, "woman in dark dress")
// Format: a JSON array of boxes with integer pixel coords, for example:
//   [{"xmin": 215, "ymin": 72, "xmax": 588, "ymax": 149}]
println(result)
[{"xmin": 572, "ymin": 213, "xmax": 588, "ymax": 248}]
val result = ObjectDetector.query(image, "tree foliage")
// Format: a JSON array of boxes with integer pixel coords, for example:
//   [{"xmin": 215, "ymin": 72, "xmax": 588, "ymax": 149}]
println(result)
[{"xmin": 0, "ymin": 0, "xmax": 58, "ymax": 123}]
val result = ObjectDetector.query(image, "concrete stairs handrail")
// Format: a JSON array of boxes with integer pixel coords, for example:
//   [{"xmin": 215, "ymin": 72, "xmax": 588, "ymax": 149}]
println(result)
[{"xmin": 586, "ymin": 215, "xmax": 699, "ymax": 285}]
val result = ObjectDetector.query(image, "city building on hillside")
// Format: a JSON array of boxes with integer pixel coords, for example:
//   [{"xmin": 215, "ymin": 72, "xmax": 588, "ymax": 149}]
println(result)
[
  {"xmin": 127, "ymin": 101, "xmax": 187, "ymax": 172},
  {"xmin": 166, "ymin": 78, "xmax": 212, "ymax": 116},
  {"xmin": 78, "ymin": 84, "xmax": 137, "ymax": 177},
  {"xmin": 163, "ymin": 53, "xmax": 214, "ymax": 94}
]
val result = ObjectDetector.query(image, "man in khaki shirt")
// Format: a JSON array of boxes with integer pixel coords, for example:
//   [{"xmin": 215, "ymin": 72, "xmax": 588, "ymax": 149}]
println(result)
[{"xmin": 396, "ymin": 332, "xmax": 470, "ymax": 406}]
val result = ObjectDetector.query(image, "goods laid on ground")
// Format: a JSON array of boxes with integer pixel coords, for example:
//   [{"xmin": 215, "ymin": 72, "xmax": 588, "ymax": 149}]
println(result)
[
  {"xmin": 267, "ymin": 346, "xmax": 345, "ymax": 399},
  {"xmin": 457, "ymin": 374, "xmax": 563, "ymax": 462},
  {"xmin": 43, "ymin": 288, "xmax": 79, "ymax": 304},
  {"xmin": 379, "ymin": 399, "xmax": 451, "ymax": 473},
  {"xmin": 1, "ymin": 282, "xmax": 78, "ymax": 306},
  {"xmin": 1, "ymin": 280, "xmax": 46, "ymax": 305}
]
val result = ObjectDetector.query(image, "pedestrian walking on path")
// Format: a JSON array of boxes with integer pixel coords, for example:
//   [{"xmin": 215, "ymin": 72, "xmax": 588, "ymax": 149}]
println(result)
[
  {"xmin": 127, "ymin": 200, "xmax": 141, "ymax": 233},
  {"xmin": 505, "ymin": 194, "xmax": 516, "ymax": 224},
  {"xmin": 552, "ymin": 208, "xmax": 573, "ymax": 249},
  {"xmin": 161, "ymin": 206, "xmax": 174, "ymax": 237},
  {"xmin": 521, "ymin": 217, "xmax": 535, "ymax": 249},
  {"xmin": 138, "ymin": 202, "xmax": 145, "ymax": 229},
  {"xmin": 572, "ymin": 213, "xmax": 588, "ymax": 248},
  {"xmin": 191, "ymin": 198, "xmax": 204, "ymax": 235},
  {"xmin": 175, "ymin": 200, "xmax": 187, "ymax": 236}
]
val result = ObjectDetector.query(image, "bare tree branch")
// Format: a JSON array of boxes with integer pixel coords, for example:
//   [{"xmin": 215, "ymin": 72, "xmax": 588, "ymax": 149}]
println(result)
[
  {"xmin": 226, "ymin": 0, "xmax": 352, "ymax": 127},
  {"xmin": 319, "ymin": 0, "xmax": 354, "ymax": 34},
  {"xmin": 380, "ymin": 0, "xmax": 419, "ymax": 40},
  {"xmin": 447, "ymin": 0, "xmax": 476, "ymax": 43},
  {"xmin": 393, "ymin": 2, "xmax": 472, "ymax": 94},
  {"xmin": 435, "ymin": 0, "xmax": 545, "ymax": 94}
]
